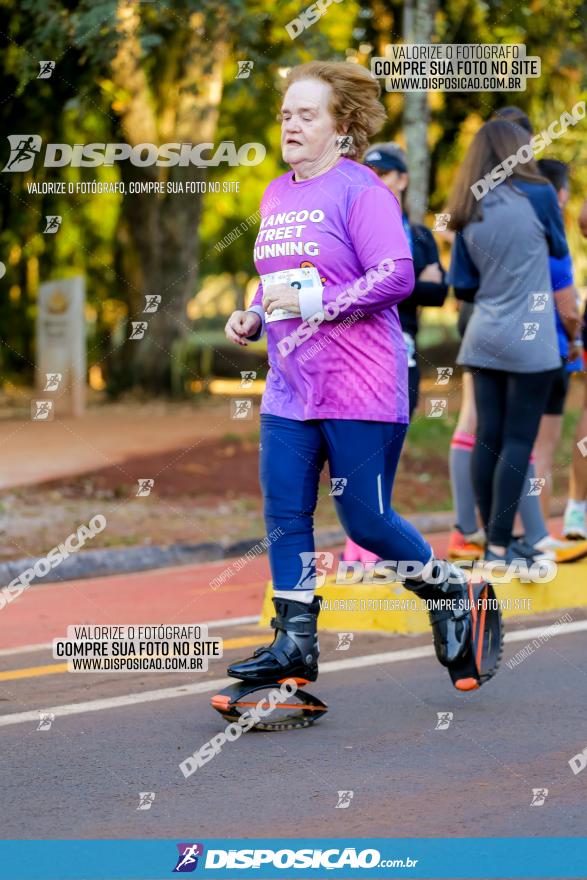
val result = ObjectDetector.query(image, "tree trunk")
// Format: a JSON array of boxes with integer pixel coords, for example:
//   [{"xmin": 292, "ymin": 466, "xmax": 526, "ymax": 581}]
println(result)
[
  {"xmin": 112, "ymin": 163, "xmax": 206, "ymax": 392},
  {"xmin": 403, "ymin": 0, "xmax": 437, "ymax": 224},
  {"xmin": 108, "ymin": 1, "xmax": 229, "ymax": 392}
]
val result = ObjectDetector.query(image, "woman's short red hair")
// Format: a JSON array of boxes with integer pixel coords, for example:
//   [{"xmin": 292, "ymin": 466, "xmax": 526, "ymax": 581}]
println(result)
[{"xmin": 282, "ymin": 61, "xmax": 387, "ymax": 160}]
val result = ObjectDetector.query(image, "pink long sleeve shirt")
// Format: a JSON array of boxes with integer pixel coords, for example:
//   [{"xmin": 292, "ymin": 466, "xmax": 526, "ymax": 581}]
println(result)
[{"xmin": 248, "ymin": 157, "xmax": 414, "ymax": 423}]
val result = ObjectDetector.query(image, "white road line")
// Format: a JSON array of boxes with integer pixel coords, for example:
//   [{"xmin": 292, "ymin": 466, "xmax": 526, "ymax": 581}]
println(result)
[
  {"xmin": 0, "ymin": 618, "xmax": 584, "ymax": 728},
  {"xmin": 0, "ymin": 642, "xmax": 54, "ymax": 657},
  {"xmin": 0, "ymin": 679, "xmax": 234, "ymax": 727},
  {"xmin": 0, "ymin": 615, "xmax": 260, "ymax": 658}
]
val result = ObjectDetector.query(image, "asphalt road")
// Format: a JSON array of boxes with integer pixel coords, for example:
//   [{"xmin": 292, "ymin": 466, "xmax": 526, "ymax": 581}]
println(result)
[{"xmin": 1, "ymin": 612, "xmax": 586, "ymax": 841}]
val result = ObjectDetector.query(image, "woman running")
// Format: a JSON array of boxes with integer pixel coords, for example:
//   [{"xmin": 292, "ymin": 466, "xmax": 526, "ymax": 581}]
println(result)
[
  {"xmin": 224, "ymin": 61, "xmax": 474, "ymax": 687},
  {"xmin": 447, "ymin": 114, "xmax": 587, "ymax": 564},
  {"xmin": 447, "ymin": 119, "xmax": 568, "ymax": 565},
  {"xmin": 448, "ymin": 107, "xmax": 535, "ymax": 560}
]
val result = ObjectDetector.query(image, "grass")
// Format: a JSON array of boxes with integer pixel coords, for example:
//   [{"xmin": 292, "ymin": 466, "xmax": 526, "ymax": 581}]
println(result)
[
  {"xmin": 0, "ymin": 382, "xmax": 580, "ymax": 558},
  {"xmin": 557, "ymin": 408, "xmax": 581, "ymax": 468},
  {"xmin": 221, "ymin": 430, "xmax": 260, "ymax": 443},
  {"xmin": 404, "ymin": 412, "xmax": 458, "ymax": 457}
]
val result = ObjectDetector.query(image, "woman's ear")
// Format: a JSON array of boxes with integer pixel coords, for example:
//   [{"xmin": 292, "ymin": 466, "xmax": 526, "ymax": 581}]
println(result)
[{"xmin": 398, "ymin": 172, "xmax": 409, "ymax": 193}]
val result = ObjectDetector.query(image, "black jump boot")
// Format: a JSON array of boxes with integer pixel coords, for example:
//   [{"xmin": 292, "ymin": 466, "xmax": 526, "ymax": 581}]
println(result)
[
  {"xmin": 227, "ymin": 594, "xmax": 321, "ymax": 683},
  {"xmin": 210, "ymin": 595, "xmax": 328, "ymax": 730},
  {"xmin": 404, "ymin": 559, "xmax": 471, "ymax": 665},
  {"xmin": 404, "ymin": 559, "xmax": 503, "ymax": 691}
]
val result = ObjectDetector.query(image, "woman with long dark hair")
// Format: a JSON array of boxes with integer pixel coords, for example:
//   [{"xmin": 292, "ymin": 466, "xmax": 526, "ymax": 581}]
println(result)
[{"xmin": 447, "ymin": 119, "xmax": 568, "ymax": 564}]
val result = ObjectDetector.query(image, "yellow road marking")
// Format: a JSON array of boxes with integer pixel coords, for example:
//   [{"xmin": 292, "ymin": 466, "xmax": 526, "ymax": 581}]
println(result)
[
  {"xmin": 0, "ymin": 665, "xmax": 64, "ymax": 681},
  {"xmin": 0, "ymin": 634, "xmax": 262, "ymax": 682}
]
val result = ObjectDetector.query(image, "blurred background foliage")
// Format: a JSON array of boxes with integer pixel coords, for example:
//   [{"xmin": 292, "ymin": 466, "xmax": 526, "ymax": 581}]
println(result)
[{"xmin": 0, "ymin": 0, "xmax": 585, "ymax": 393}]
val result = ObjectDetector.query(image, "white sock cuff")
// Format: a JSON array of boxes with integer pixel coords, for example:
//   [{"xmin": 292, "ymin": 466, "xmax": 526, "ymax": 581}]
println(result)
[
  {"xmin": 568, "ymin": 499, "xmax": 586, "ymax": 512},
  {"xmin": 273, "ymin": 589, "xmax": 315, "ymax": 604},
  {"xmin": 400, "ymin": 553, "xmax": 436, "ymax": 583}
]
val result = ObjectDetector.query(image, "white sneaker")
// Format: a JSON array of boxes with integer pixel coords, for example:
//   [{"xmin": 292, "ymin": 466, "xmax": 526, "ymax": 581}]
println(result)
[
  {"xmin": 563, "ymin": 503, "xmax": 587, "ymax": 540},
  {"xmin": 535, "ymin": 534, "xmax": 587, "ymax": 563}
]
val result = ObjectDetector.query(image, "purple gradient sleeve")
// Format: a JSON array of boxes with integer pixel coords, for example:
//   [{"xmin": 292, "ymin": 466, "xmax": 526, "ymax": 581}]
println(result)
[
  {"xmin": 321, "ymin": 258, "xmax": 415, "ymax": 319},
  {"xmin": 319, "ymin": 185, "xmax": 414, "ymax": 319},
  {"xmin": 246, "ymin": 282, "xmax": 265, "ymax": 340}
]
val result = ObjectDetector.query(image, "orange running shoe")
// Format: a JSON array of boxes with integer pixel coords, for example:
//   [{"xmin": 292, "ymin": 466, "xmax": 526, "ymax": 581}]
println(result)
[{"xmin": 447, "ymin": 528, "xmax": 485, "ymax": 561}]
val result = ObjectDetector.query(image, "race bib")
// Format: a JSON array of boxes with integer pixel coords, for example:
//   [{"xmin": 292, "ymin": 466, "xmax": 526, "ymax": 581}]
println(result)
[{"xmin": 261, "ymin": 267, "xmax": 323, "ymax": 323}]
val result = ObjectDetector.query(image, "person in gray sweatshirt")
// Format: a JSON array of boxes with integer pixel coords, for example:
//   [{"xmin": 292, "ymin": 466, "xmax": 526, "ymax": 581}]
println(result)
[{"xmin": 447, "ymin": 118, "xmax": 568, "ymax": 564}]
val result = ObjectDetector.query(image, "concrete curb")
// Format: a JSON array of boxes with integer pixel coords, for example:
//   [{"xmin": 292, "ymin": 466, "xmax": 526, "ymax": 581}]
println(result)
[
  {"xmin": 259, "ymin": 561, "xmax": 587, "ymax": 633},
  {"xmin": 0, "ymin": 501, "xmax": 566, "ymax": 588}
]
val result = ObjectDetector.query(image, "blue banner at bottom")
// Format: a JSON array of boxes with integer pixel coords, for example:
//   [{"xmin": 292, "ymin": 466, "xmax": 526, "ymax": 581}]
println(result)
[{"xmin": 0, "ymin": 838, "xmax": 585, "ymax": 879}]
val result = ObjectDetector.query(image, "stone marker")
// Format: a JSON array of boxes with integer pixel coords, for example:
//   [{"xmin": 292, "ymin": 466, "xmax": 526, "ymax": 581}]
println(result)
[{"xmin": 36, "ymin": 276, "xmax": 86, "ymax": 417}]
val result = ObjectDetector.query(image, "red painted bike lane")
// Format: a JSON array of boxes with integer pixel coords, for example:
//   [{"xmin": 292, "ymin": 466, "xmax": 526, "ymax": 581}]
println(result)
[
  {"xmin": 0, "ymin": 557, "xmax": 269, "ymax": 651},
  {"xmin": 0, "ymin": 531, "xmax": 462, "ymax": 651}
]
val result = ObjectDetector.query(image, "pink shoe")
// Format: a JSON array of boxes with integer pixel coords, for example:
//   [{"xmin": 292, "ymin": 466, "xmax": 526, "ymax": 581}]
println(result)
[{"xmin": 341, "ymin": 538, "xmax": 380, "ymax": 564}]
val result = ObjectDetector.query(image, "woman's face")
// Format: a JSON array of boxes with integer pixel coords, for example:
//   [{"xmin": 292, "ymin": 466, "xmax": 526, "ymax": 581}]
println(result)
[
  {"xmin": 378, "ymin": 169, "xmax": 409, "ymax": 202},
  {"xmin": 280, "ymin": 79, "xmax": 340, "ymax": 169}
]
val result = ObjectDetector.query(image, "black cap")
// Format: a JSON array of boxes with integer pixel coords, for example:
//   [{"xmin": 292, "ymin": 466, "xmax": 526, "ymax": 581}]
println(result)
[{"xmin": 363, "ymin": 142, "xmax": 408, "ymax": 174}]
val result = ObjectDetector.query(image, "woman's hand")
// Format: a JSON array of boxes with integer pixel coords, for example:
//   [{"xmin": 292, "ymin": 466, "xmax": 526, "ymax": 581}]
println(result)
[
  {"xmin": 262, "ymin": 283, "xmax": 301, "ymax": 316},
  {"xmin": 568, "ymin": 340, "xmax": 583, "ymax": 362},
  {"xmin": 225, "ymin": 310, "xmax": 262, "ymax": 346},
  {"xmin": 418, "ymin": 262, "xmax": 443, "ymax": 283}
]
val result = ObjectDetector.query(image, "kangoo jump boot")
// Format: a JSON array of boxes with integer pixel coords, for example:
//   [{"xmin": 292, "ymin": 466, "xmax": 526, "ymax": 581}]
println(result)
[
  {"xmin": 404, "ymin": 559, "xmax": 471, "ymax": 665},
  {"xmin": 227, "ymin": 594, "xmax": 321, "ymax": 684},
  {"xmin": 211, "ymin": 594, "xmax": 327, "ymax": 730},
  {"xmin": 404, "ymin": 559, "xmax": 503, "ymax": 691}
]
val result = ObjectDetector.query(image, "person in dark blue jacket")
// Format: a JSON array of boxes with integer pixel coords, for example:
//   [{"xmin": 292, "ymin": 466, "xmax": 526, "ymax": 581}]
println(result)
[
  {"xmin": 564, "ymin": 195, "xmax": 587, "ymax": 539},
  {"xmin": 363, "ymin": 143, "xmax": 448, "ymax": 417},
  {"xmin": 531, "ymin": 159, "xmax": 583, "ymax": 526},
  {"xmin": 343, "ymin": 142, "xmax": 448, "ymax": 565}
]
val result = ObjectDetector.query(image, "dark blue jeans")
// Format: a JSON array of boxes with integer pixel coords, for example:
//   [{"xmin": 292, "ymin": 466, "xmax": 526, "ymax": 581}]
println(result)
[{"xmin": 259, "ymin": 414, "xmax": 432, "ymax": 591}]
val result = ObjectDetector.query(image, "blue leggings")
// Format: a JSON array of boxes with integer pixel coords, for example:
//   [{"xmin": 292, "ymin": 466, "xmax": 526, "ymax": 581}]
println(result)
[{"xmin": 260, "ymin": 414, "xmax": 432, "ymax": 591}]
